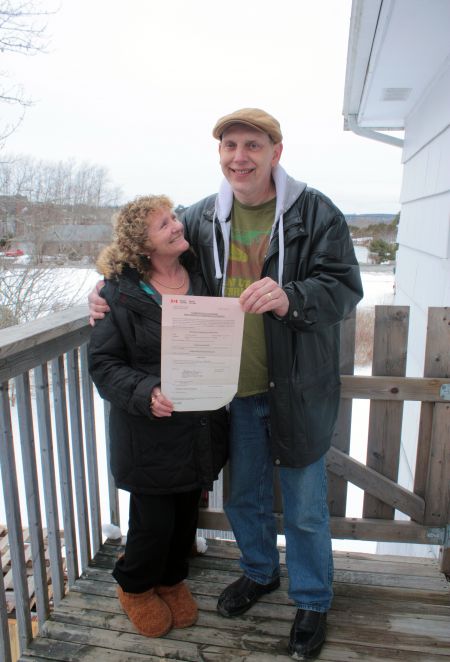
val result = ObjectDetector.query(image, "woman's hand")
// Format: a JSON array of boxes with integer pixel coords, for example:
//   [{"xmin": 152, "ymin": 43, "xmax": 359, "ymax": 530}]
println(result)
[{"xmin": 150, "ymin": 386, "xmax": 174, "ymax": 417}]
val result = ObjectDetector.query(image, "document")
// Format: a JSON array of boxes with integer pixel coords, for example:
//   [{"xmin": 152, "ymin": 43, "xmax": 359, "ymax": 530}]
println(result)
[{"xmin": 161, "ymin": 295, "xmax": 244, "ymax": 411}]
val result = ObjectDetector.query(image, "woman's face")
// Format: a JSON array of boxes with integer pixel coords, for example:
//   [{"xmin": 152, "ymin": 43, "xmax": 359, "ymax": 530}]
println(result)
[{"xmin": 144, "ymin": 207, "xmax": 189, "ymax": 258}]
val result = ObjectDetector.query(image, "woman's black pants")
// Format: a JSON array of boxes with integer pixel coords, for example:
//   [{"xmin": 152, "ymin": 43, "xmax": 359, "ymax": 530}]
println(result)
[{"xmin": 113, "ymin": 489, "xmax": 201, "ymax": 594}]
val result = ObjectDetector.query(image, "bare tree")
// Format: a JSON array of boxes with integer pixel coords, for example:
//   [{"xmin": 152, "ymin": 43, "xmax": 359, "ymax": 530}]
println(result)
[
  {"xmin": 0, "ymin": 258, "xmax": 91, "ymax": 328},
  {"xmin": 0, "ymin": 153, "xmax": 122, "ymax": 205},
  {"xmin": 0, "ymin": 0, "xmax": 54, "ymax": 142}
]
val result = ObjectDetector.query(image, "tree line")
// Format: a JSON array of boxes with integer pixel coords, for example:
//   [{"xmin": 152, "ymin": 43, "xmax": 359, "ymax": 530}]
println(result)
[
  {"xmin": 0, "ymin": 153, "xmax": 121, "ymax": 207},
  {"xmin": 349, "ymin": 213, "xmax": 399, "ymax": 264}
]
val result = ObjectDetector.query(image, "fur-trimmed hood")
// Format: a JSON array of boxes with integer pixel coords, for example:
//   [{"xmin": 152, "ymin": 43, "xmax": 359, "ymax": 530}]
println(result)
[{"xmin": 96, "ymin": 244, "xmax": 125, "ymax": 280}]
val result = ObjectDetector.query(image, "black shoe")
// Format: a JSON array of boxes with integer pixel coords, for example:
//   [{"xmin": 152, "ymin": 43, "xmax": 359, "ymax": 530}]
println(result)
[
  {"xmin": 217, "ymin": 574, "xmax": 280, "ymax": 617},
  {"xmin": 288, "ymin": 609, "xmax": 327, "ymax": 660}
]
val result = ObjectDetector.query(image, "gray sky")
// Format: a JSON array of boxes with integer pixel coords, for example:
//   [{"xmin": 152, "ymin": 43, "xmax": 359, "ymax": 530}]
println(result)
[{"xmin": 1, "ymin": 0, "xmax": 404, "ymax": 213}]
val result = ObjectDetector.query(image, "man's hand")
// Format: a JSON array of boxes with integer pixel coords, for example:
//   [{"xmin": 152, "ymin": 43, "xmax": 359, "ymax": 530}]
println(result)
[
  {"xmin": 239, "ymin": 277, "xmax": 289, "ymax": 317},
  {"xmin": 88, "ymin": 280, "xmax": 110, "ymax": 326}
]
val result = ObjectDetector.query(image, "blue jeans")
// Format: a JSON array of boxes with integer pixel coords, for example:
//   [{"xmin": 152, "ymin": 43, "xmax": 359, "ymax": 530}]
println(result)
[{"xmin": 225, "ymin": 393, "xmax": 333, "ymax": 612}]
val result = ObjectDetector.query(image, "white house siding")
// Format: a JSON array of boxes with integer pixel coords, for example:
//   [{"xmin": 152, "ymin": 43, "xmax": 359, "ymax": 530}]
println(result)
[{"xmin": 377, "ymin": 59, "xmax": 450, "ymax": 558}]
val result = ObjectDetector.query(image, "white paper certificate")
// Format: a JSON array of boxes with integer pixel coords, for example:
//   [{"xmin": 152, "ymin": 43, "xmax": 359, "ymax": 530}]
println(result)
[{"xmin": 161, "ymin": 295, "xmax": 244, "ymax": 411}]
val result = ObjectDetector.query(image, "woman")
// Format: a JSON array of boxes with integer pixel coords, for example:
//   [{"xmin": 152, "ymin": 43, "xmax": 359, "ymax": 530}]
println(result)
[{"xmin": 88, "ymin": 195, "xmax": 228, "ymax": 638}]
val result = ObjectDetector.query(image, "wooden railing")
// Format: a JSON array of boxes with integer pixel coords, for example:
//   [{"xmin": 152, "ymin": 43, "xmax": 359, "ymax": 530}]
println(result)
[{"xmin": 0, "ymin": 304, "xmax": 449, "ymax": 661}]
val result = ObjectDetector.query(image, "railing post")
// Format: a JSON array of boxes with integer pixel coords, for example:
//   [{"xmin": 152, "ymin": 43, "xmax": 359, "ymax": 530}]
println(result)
[
  {"xmin": 15, "ymin": 373, "xmax": 50, "ymax": 631},
  {"xmin": 363, "ymin": 306, "xmax": 409, "ymax": 519},
  {"xmin": 103, "ymin": 400, "xmax": 120, "ymax": 528},
  {"xmin": 328, "ymin": 309, "xmax": 357, "ymax": 516},
  {"xmin": 66, "ymin": 349, "xmax": 91, "ymax": 570},
  {"xmin": 80, "ymin": 344, "xmax": 102, "ymax": 554},
  {"xmin": 51, "ymin": 357, "xmax": 79, "ymax": 586},
  {"xmin": 0, "ymin": 382, "xmax": 33, "ymax": 652},
  {"xmin": 420, "ymin": 308, "xmax": 450, "ymax": 574},
  {"xmin": 0, "ymin": 549, "xmax": 12, "ymax": 662},
  {"xmin": 34, "ymin": 364, "xmax": 65, "ymax": 607}
]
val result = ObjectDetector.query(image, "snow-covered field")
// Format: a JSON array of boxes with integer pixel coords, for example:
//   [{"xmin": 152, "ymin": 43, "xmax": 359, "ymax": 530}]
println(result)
[{"xmin": 1, "ymin": 266, "xmax": 394, "ymax": 553}]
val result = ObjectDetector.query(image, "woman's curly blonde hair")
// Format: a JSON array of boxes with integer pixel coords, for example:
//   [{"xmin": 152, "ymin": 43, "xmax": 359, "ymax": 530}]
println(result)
[{"xmin": 97, "ymin": 195, "xmax": 173, "ymax": 279}]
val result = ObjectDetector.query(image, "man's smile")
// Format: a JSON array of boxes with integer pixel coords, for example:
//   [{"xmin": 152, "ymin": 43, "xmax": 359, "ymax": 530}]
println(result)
[{"xmin": 231, "ymin": 167, "xmax": 255, "ymax": 175}]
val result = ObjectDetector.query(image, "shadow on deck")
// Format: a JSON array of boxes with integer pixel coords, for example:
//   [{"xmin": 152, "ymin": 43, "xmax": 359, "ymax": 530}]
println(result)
[{"xmin": 19, "ymin": 538, "xmax": 450, "ymax": 662}]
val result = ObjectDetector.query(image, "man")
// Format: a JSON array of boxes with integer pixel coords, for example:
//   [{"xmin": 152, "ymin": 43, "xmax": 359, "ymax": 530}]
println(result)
[{"xmin": 89, "ymin": 108, "xmax": 363, "ymax": 660}]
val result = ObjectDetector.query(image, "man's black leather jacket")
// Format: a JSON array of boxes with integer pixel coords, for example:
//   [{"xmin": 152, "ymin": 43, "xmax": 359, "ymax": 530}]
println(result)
[{"xmin": 183, "ymin": 181, "xmax": 363, "ymax": 467}]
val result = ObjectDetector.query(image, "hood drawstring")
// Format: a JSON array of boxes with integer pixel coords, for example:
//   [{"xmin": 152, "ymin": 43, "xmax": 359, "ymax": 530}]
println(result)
[
  {"xmin": 268, "ymin": 213, "xmax": 284, "ymax": 286},
  {"xmin": 212, "ymin": 216, "xmax": 231, "ymax": 291},
  {"xmin": 213, "ymin": 179, "xmax": 233, "ymax": 294}
]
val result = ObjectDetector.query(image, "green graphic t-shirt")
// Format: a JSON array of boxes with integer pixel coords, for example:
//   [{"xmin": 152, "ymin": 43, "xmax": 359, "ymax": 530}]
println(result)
[{"xmin": 225, "ymin": 197, "xmax": 276, "ymax": 396}]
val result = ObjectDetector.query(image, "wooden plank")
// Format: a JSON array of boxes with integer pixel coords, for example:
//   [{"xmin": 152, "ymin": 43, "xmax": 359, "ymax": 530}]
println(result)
[
  {"xmin": 51, "ymin": 357, "xmax": 79, "ymax": 586},
  {"xmin": 422, "ymin": 308, "xmax": 450, "ymax": 379},
  {"xmin": 0, "ymin": 549, "xmax": 12, "ymax": 662},
  {"xmin": 425, "ymin": 403, "xmax": 450, "ymax": 526},
  {"xmin": 197, "ymin": 507, "xmax": 444, "ymax": 545},
  {"xmin": 327, "ymin": 447, "xmax": 424, "ymax": 521},
  {"xmin": 34, "ymin": 364, "xmax": 65, "ymax": 607},
  {"xmin": 42, "ymin": 603, "xmax": 450, "ymax": 659},
  {"xmin": 330, "ymin": 517, "xmax": 444, "ymax": 545},
  {"xmin": 44, "ymin": 617, "xmax": 206, "ymax": 661},
  {"xmin": 17, "ymin": 538, "xmax": 450, "ymax": 662},
  {"xmin": 414, "ymin": 401, "xmax": 433, "ymax": 497},
  {"xmin": 0, "ymin": 382, "xmax": 34, "ymax": 651},
  {"xmin": 0, "ymin": 306, "xmax": 91, "ymax": 383},
  {"xmin": 48, "ymin": 581, "xmax": 450, "ymax": 657},
  {"xmin": 71, "ymin": 564, "xmax": 449, "ymax": 603},
  {"xmin": 80, "ymin": 345, "xmax": 102, "ymax": 555},
  {"xmin": 15, "ymin": 373, "xmax": 50, "ymax": 630},
  {"xmin": 2, "ymin": 531, "xmax": 31, "ymax": 580},
  {"xmin": 328, "ymin": 310, "xmax": 356, "ymax": 516},
  {"xmin": 199, "ymin": 536, "xmax": 441, "ymax": 570},
  {"xmin": 66, "ymin": 350, "xmax": 91, "ymax": 571},
  {"xmin": 421, "ymin": 309, "xmax": 450, "ymax": 575},
  {"xmin": 340, "ymin": 375, "xmax": 450, "ymax": 401},
  {"xmin": 22, "ymin": 636, "xmax": 178, "ymax": 662},
  {"xmin": 8, "ymin": 619, "xmax": 38, "ymax": 662},
  {"xmin": 0, "ymin": 306, "xmax": 89, "ymax": 359},
  {"xmin": 0, "ymin": 528, "xmax": 66, "ymax": 607},
  {"xmin": 419, "ymin": 309, "xmax": 450, "ymax": 574},
  {"xmin": 103, "ymin": 400, "xmax": 121, "ymax": 528},
  {"xmin": 363, "ymin": 305, "xmax": 408, "ymax": 520},
  {"xmin": 20, "ymin": 636, "xmax": 450, "ymax": 662},
  {"xmin": 415, "ymin": 311, "xmax": 450, "ymax": 505},
  {"xmin": 80, "ymin": 562, "xmax": 449, "ymax": 610}
]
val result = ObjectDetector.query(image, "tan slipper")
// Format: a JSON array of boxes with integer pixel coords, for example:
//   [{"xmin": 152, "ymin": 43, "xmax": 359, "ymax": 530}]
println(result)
[
  {"xmin": 117, "ymin": 586, "xmax": 172, "ymax": 637},
  {"xmin": 157, "ymin": 581, "xmax": 198, "ymax": 628}
]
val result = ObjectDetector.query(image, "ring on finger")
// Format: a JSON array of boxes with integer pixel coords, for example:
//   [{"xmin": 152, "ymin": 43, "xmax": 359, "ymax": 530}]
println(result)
[{"xmin": 266, "ymin": 291, "xmax": 273, "ymax": 300}]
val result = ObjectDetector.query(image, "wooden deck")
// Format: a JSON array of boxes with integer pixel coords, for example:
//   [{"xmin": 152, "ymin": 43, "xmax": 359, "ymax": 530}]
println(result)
[{"xmin": 17, "ymin": 538, "xmax": 450, "ymax": 662}]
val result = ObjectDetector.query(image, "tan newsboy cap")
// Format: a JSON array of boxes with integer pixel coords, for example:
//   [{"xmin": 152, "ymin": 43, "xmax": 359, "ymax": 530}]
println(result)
[{"xmin": 212, "ymin": 108, "xmax": 283, "ymax": 143}]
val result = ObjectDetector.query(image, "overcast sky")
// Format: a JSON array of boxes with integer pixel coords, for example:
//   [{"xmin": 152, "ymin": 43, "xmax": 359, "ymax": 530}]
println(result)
[{"xmin": 1, "ymin": 0, "xmax": 404, "ymax": 214}]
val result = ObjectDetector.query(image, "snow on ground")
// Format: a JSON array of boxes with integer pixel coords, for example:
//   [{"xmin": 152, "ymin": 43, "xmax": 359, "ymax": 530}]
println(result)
[{"xmin": 359, "ymin": 268, "xmax": 395, "ymax": 308}]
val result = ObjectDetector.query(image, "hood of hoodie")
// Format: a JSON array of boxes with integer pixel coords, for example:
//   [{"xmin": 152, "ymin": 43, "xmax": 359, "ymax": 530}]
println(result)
[{"xmin": 212, "ymin": 164, "xmax": 306, "ymax": 291}]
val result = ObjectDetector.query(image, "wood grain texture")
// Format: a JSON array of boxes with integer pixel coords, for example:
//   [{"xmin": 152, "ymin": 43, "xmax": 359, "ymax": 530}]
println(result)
[{"xmin": 17, "ymin": 538, "xmax": 450, "ymax": 662}]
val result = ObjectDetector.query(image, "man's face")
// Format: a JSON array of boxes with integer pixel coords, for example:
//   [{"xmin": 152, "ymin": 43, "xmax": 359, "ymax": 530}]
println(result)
[{"xmin": 218, "ymin": 125, "xmax": 283, "ymax": 206}]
